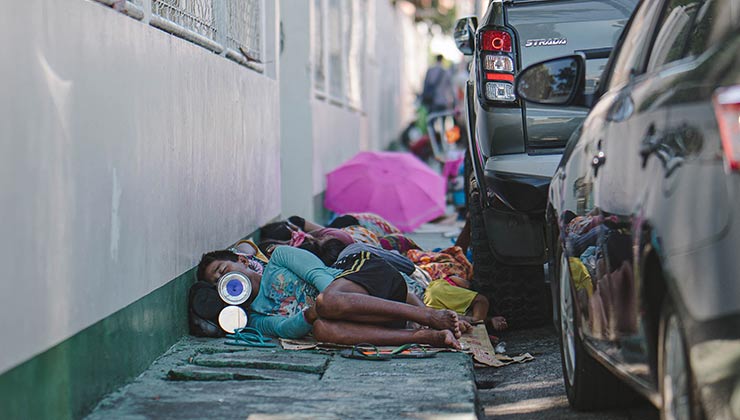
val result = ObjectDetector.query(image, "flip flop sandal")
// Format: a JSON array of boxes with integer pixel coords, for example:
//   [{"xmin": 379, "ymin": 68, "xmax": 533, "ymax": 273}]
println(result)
[
  {"xmin": 225, "ymin": 327, "xmax": 277, "ymax": 348},
  {"xmin": 386, "ymin": 343, "xmax": 437, "ymax": 359},
  {"xmin": 340, "ymin": 343, "xmax": 391, "ymax": 361}
]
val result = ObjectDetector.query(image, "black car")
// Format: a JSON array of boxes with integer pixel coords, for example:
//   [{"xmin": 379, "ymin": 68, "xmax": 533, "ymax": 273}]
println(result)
[
  {"xmin": 516, "ymin": 0, "xmax": 740, "ymax": 418},
  {"xmin": 453, "ymin": 0, "xmax": 637, "ymax": 328}
]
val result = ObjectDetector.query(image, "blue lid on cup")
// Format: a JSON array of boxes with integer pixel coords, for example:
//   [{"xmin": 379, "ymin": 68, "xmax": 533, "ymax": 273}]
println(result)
[{"xmin": 217, "ymin": 272, "xmax": 252, "ymax": 305}]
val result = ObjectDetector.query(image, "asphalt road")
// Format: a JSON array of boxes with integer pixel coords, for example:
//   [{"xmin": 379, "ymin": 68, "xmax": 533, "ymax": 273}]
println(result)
[{"xmin": 475, "ymin": 326, "xmax": 660, "ymax": 420}]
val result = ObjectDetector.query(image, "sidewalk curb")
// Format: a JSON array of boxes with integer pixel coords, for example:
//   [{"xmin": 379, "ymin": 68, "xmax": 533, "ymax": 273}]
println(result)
[{"xmin": 88, "ymin": 336, "xmax": 481, "ymax": 419}]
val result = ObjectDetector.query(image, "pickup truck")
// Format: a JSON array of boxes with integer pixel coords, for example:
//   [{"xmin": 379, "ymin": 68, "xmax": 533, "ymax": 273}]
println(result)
[{"xmin": 453, "ymin": 0, "xmax": 637, "ymax": 328}]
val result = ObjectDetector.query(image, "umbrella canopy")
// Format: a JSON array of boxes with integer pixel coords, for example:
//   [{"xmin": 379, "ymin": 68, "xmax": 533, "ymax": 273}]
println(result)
[{"xmin": 325, "ymin": 151, "xmax": 446, "ymax": 232}]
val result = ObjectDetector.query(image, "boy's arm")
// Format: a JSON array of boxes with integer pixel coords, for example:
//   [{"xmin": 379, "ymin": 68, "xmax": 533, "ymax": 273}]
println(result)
[
  {"xmin": 448, "ymin": 275, "xmax": 471, "ymax": 289},
  {"xmin": 249, "ymin": 311, "xmax": 313, "ymax": 339},
  {"xmin": 270, "ymin": 246, "xmax": 335, "ymax": 291}
]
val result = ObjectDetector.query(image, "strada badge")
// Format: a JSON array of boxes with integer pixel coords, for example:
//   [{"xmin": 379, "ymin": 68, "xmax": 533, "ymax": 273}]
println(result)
[{"xmin": 524, "ymin": 38, "xmax": 567, "ymax": 47}]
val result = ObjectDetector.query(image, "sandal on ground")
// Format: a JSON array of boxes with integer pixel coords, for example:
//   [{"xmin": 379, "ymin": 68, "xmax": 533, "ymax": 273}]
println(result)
[
  {"xmin": 340, "ymin": 343, "xmax": 437, "ymax": 360},
  {"xmin": 224, "ymin": 327, "xmax": 276, "ymax": 348},
  {"xmin": 386, "ymin": 343, "xmax": 437, "ymax": 359},
  {"xmin": 340, "ymin": 343, "xmax": 392, "ymax": 361}
]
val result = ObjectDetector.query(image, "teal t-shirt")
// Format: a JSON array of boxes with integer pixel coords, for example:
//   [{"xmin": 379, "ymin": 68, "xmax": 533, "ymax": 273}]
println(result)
[{"xmin": 248, "ymin": 246, "xmax": 342, "ymax": 338}]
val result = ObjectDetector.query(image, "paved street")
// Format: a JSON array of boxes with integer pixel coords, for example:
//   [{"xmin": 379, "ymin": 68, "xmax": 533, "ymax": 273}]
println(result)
[
  {"xmin": 475, "ymin": 326, "xmax": 659, "ymax": 420},
  {"xmin": 408, "ymin": 222, "xmax": 660, "ymax": 419}
]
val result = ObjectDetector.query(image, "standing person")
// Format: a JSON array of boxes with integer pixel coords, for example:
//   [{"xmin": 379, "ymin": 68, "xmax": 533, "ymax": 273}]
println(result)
[{"xmin": 421, "ymin": 54, "xmax": 454, "ymax": 113}]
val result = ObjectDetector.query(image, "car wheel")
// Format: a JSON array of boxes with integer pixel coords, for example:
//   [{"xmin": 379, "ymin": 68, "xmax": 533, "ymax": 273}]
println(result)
[
  {"xmin": 659, "ymin": 300, "xmax": 703, "ymax": 420},
  {"xmin": 468, "ymin": 174, "xmax": 548, "ymax": 329},
  {"xmin": 558, "ymin": 250, "xmax": 634, "ymax": 410}
]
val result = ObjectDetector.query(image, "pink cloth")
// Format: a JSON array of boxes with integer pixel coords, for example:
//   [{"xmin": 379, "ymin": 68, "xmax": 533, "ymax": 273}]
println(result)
[
  {"xmin": 289, "ymin": 230, "xmax": 307, "ymax": 247},
  {"xmin": 442, "ymin": 156, "xmax": 464, "ymax": 179}
]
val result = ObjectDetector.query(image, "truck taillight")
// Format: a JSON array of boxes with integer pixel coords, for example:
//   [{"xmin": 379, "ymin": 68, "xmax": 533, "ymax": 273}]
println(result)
[
  {"xmin": 485, "ymin": 82, "xmax": 516, "ymax": 102},
  {"xmin": 479, "ymin": 29, "xmax": 516, "ymax": 102},
  {"xmin": 481, "ymin": 30, "xmax": 512, "ymax": 53},
  {"xmin": 484, "ymin": 55, "xmax": 513, "ymax": 72},
  {"xmin": 713, "ymin": 86, "xmax": 740, "ymax": 172}
]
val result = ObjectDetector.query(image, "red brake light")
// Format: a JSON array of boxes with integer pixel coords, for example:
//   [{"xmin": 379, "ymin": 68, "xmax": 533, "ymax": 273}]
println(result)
[
  {"xmin": 713, "ymin": 86, "xmax": 740, "ymax": 172},
  {"xmin": 481, "ymin": 30, "xmax": 512, "ymax": 53},
  {"xmin": 486, "ymin": 73, "xmax": 514, "ymax": 82}
]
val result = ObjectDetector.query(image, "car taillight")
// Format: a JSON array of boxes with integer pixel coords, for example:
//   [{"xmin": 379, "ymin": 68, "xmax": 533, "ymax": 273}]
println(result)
[
  {"xmin": 479, "ymin": 29, "xmax": 516, "ymax": 102},
  {"xmin": 713, "ymin": 86, "xmax": 740, "ymax": 172}
]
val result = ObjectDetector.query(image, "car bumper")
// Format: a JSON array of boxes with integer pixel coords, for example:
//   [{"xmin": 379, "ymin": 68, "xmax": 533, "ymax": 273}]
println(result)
[{"xmin": 485, "ymin": 153, "xmax": 562, "ymax": 179}]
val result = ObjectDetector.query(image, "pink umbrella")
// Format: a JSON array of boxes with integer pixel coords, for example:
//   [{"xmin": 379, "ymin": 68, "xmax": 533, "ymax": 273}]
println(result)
[{"xmin": 325, "ymin": 151, "xmax": 446, "ymax": 232}]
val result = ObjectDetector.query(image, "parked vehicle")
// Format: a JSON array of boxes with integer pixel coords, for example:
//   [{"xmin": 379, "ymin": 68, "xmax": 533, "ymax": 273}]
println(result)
[
  {"xmin": 516, "ymin": 0, "xmax": 740, "ymax": 417},
  {"xmin": 453, "ymin": 0, "xmax": 638, "ymax": 328}
]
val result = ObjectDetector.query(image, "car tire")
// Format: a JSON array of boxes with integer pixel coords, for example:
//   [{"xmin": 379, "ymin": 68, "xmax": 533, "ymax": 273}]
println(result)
[
  {"xmin": 558, "ymin": 248, "xmax": 634, "ymax": 410},
  {"xmin": 468, "ymin": 175, "xmax": 548, "ymax": 329},
  {"xmin": 659, "ymin": 299, "xmax": 704, "ymax": 420}
]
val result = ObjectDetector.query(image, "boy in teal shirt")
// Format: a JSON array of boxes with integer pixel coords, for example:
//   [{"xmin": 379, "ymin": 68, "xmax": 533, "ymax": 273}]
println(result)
[{"xmin": 195, "ymin": 245, "xmax": 465, "ymax": 348}]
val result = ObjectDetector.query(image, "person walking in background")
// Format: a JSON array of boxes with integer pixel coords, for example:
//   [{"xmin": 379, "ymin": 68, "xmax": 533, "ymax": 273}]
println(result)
[{"xmin": 421, "ymin": 54, "xmax": 454, "ymax": 113}]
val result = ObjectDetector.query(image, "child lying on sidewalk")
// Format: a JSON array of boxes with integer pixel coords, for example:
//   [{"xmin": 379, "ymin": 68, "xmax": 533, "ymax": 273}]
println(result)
[
  {"xmin": 191, "ymin": 245, "xmax": 470, "ymax": 349},
  {"xmin": 423, "ymin": 277, "xmax": 507, "ymax": 332},
  {"xmin": 407, "ymin": 245, "xmax": 508, "ymax": 332}
]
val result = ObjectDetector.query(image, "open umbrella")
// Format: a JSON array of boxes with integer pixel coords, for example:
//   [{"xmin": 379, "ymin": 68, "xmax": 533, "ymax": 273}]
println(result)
[{"xmin": 325, "ymin": 151, "xmax": 446, "ymax": 232}]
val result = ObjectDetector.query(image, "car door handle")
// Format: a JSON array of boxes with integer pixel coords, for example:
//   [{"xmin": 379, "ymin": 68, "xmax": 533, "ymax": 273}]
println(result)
[{"xmin": 591, "ymin": 151, "xmax": 606, "ymax": 175}]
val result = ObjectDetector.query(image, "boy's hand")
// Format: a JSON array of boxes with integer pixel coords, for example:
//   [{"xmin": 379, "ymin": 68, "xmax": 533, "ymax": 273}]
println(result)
[
  {"xmin": 448, "ymin": 275, "xmax": 471, "ymax": 289},
  {"xmin": 304, "ymin": 305, "xmax": 318, "ymax": 324}
]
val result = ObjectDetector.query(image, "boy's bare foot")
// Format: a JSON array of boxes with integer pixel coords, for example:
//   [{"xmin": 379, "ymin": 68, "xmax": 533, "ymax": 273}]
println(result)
[
  {"xmin": 490, "ymin": 316, "xmax": 508, "ymax": 331},
  {"xmin": 413, "ymin": 329, "xmax": 461, "ymax": 349},
  {"xmin": 458, "ymin": 319, "xmax": 473, "ymax": 334},
  {"xmin": 426, "ymin": 309, "xmax": 461, "ymax": 337}
]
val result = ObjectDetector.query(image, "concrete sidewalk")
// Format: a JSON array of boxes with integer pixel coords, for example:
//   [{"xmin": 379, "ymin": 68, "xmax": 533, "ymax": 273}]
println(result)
[
  {"xmin": 87, "ymin": 337, "xmax": 478, "ymax": 419},
  {"xmin": 87, "ymin": 220, "xmax": 477, "ymax": 420}
]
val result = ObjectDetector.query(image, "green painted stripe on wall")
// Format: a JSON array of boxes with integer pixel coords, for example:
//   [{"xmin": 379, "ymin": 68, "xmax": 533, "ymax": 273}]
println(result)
[{"xmin": 0, "ymin": 269, "xmax": 195, "ymax": 420}]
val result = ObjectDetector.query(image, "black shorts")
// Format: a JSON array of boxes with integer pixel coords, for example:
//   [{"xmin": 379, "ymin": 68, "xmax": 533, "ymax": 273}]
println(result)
[{"xmin": 332, "ymin": 252, "xmax": 408, "ymax": 304}]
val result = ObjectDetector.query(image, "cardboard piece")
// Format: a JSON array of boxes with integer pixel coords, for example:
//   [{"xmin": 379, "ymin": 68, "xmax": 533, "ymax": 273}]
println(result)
[{"xmin": 459, "ymin": 325, "xmax": 534, "ymax": 367}]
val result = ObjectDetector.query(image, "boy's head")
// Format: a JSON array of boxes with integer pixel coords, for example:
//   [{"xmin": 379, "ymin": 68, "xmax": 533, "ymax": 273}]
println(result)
[
  {"xmin": 260, "ymin": 221, "xmax": 293, "ymax": 241},
  {"xmin": 196, "ymin": 250, "xmax": 261, "ymax": 288}
]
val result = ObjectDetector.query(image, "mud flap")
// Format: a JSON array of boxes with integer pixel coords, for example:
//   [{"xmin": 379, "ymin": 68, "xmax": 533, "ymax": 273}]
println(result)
[{"xmin": 483, "ymin": 206, "xmax": 547, "ymax": 265}]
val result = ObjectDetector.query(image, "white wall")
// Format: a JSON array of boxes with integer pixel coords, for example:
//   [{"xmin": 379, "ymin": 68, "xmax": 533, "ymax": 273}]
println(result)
[
  {"xmin": 279, "ymin": 0, "xmax": 315, "ymax": 220},
  {"xmin": 283, "ymin": 0, "xmax": 428, "ymax": 214},
  {"xmin": 0, "ymin": 0, "xmax": 281, "ymax": 374},
  {"xmin": 311, "ymin": 101, "xmax": 366, "ymax": 195}
]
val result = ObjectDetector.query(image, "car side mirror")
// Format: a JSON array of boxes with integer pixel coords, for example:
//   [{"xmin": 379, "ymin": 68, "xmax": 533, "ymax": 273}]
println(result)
[
  {"xmin": 515, "ymin": 55, "xmax": 586, "ymax": 106},
  {"xmin": 454, "ymin": 17, "xmax": 478, "ymax": 55}
]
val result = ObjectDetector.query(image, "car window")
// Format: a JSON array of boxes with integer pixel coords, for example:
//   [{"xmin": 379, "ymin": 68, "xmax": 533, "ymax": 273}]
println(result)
[
  {"xmin": 686, "ymin": 0, "xmax": 738, "ymax": 56},
  {"xmin": 645, "ymin": 0, "xmax": 702, "ymax": 72},
  {"xmin": 606, "ymin": 0, "xmax": 664, "ymax": 90}
]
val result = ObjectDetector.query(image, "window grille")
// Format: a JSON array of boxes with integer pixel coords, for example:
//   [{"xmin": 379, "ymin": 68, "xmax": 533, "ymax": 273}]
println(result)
[
  {"xmin": 315, "ymin": 0, "xmax": 366, "ymax": 110},
  {"xmin": 313, "ymin": 0, "xmax": 326, "ymax": 93},
  {"xmin": 328, "ymin": 0, "xmax": 343, "ymax": 100},
  {"xmin": 347, "ymin": 0, "xmax": 365, "ymax": 108},
  {"xmin": 151, "ymin": 0, "xmax": 217, "ymax": 41},
  {"xmin": 224, "ymin": 0, "xmax": 262, "ymax": 63},
  {"xmin": 342, "ymin": 2, "xmax": 353, "ymax": 104},
  {"xmin": 93, "ymin": 0, "xmax": 266, "ymax": 72}
]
